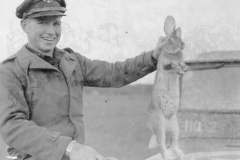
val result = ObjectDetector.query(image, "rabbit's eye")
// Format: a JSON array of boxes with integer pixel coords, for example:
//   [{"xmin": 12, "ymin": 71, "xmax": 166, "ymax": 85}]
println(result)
[{"xmin": 169, "ymin": 38, "xmax": 174, "ymax": 43}]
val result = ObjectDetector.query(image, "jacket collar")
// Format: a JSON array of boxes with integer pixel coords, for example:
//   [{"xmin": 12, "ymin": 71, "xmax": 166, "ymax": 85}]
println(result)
[
  {"xmin": 25, "ymin": 44, "xmax": 54, "ymax": 60},
  {"xmin": 16, "ymin": 45, "xmax": 76, "ymax": 75}
]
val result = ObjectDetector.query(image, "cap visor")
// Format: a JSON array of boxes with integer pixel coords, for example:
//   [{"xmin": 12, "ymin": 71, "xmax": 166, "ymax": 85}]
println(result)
[{"xmin": 26, "ymin": 11, "xmax": 66, "ymax": 19}]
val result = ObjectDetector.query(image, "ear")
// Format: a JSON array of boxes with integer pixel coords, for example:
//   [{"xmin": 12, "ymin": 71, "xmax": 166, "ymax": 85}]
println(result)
[
  {"xmin": 176, "ymin": 27, "xmax": 182, "ymax": 38},
  {"xmin": 164, "ymin": 16, "xmax": 176, "ymax": 36},
  {"xmin": 20, "ymin": 19, "xmax": 28, "ymax": 33}
]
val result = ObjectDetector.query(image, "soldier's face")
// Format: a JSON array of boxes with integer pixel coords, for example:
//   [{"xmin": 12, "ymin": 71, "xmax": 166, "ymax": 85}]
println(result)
[{"xmin": 21, "ymin": 16, "xmax": 62, "ymax": 54}]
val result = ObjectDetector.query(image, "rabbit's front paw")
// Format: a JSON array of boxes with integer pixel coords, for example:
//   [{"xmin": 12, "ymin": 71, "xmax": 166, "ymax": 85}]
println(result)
[
  {"xmin": 175, "ymin": 67, "xmax": 185, "ymax": 75},
  {"xmin": 179, "ymin": 62, "xmax": 189, "ymax": 73},
  {"xmin": 181, "ymin": 65, "xmax": 188, "ymax": 72}
]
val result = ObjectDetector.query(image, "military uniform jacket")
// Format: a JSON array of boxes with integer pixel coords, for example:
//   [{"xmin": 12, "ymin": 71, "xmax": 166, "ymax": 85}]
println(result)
[{"xmin": 0, "ymin": 46, "xmax": 156, "ymax": 160}]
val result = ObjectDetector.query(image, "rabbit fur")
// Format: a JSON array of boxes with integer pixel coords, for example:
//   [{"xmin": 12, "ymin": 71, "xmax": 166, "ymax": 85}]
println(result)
[{"xmin": 147, "ymin": 16, "xmax": 188, "ymax": 160}]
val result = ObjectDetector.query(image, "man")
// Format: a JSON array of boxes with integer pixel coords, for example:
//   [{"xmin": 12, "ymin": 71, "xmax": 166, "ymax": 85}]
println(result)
[{"xmin": 0, "ymin": 0, "xmax": 166, "ymax": 160}]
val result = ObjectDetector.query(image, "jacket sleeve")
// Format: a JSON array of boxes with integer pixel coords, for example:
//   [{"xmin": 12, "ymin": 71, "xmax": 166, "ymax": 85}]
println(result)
[
  {"xmin": 75, "ymin": 50, "xmax": 157, "ymax": 87},
  {"xmin": 0, "ymin": 65, "xmax": 72, "ymax": 160}
]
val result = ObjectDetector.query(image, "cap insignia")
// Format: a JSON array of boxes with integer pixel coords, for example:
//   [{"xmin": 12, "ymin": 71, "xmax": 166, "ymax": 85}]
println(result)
[{"xmin": 43, "ymin": 0, "xmax": 53, "ymax": 3}]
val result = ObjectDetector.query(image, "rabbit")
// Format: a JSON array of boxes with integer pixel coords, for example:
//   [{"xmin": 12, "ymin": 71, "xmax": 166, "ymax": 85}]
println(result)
[{"xmin": 147, "ymin": 16, "xmax": 188, "ymax": 160}]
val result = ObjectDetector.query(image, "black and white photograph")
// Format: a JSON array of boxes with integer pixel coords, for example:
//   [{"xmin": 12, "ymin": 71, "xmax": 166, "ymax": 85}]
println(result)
[{"xmin": 0, "ymin": 1, "xmax": 240, "ymax": 160}]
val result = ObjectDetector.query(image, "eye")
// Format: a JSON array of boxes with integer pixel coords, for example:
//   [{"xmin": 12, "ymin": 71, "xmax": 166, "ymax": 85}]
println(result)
[
  {"xmin": 169, "ymin": 38, "xmax": 174, "ymax": 43},
  {"xmin": 38, "ymin": 21, "xmax": 46, "ymax": 24},
  {"xmin": 54, "ymin": 22, "xmax": 61, "ymax": 26}
]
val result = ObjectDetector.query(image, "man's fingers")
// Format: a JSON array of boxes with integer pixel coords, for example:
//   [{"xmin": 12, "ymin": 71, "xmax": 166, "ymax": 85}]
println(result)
[
  {"xmin": 159, "ymin": 36, "xmax": 166, "ymax": 43},
  {"xmin": 156, "ymin": 36, "xmax": 167, "ymax": 50},
  {"xmin": 160, "ymin": 38, "xmax": 167, "ymax": 46},
  {"xmin": 159, "ymin": 36, "xmax": 165, "ymax": 41}
]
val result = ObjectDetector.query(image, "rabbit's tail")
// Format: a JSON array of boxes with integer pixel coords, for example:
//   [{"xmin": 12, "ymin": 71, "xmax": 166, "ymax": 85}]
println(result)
[{"xmin": 148, "ymin": 134, "xmax": 158, "ymax": 149}]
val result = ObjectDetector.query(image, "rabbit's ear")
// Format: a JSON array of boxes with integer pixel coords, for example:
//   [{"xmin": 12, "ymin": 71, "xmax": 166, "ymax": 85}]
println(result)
[
  {"xmin": 164, "ymin": 16, "xmax": 176, "ymax": 36},
  {"xmin": 176, "ymin": 27, "xmax": 182, "ymax": 38}
]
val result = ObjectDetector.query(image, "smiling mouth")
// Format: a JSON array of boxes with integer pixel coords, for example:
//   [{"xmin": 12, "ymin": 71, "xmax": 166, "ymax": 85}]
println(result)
[{"xmin": 42, "ymin": 37, "xmax": 55, "ymax": 41}]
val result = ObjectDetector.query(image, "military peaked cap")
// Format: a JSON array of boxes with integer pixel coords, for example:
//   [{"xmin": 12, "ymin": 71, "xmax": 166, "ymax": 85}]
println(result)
[{"xmin": 16, "ymin": 0, "xmax": 67, "ymax": 19}]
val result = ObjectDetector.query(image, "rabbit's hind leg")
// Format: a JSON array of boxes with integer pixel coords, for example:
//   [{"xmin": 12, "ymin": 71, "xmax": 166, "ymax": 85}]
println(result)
[
  {"xmin": 159, "ymin": 115, "xmax": 174, "ymax": 160},
  {"xmin": 154, "ymin": 111, "xmax": 173, "ymax": 160},
  {"xmin": 168, "ymin": 114, "xmax": 185, "ymax": 160}
]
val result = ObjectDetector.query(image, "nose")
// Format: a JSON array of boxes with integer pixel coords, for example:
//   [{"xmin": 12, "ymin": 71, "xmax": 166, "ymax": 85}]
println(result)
[
  {"xmin": 45, "ymin": 25, "xmax": 55, "ymax": 35},
  {"xmin": 180, "ymin": 42, "xmax": 185, "ymax": 48}
]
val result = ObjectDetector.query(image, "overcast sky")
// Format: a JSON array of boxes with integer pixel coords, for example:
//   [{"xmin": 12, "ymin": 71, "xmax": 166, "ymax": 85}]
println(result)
[{"xmin": 1, "ymin": 0, "xmax": 240, "ymax": 83}]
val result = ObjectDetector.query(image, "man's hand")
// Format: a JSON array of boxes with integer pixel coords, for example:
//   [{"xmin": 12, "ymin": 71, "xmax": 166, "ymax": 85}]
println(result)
[
  {"xmin": 69, "ymin": 143, "xmax": 104, "ymax": 160},
  {"xmin": 152, "ymin": 36, "xmax": 167, "ymax": 60}
]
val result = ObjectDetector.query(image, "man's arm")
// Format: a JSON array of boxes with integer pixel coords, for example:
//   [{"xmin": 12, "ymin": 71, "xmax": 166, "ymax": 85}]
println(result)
[
  {"xmin": 74, "ymin": 50, "xmax": 156, "ymax": 88},
  {"xmin": 72, "ymin": 37, "xmax": 166, "ymax": 88}
]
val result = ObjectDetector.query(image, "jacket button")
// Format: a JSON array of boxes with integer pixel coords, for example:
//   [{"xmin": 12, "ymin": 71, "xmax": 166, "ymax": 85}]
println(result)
[
  {"xmin": 51, "ymin": 134, "xmax": 57, "ymax": 138},
  {"xmin": 56, "ymin": 74, "xmax": 63, "ymax": 79},
  {"xmin": 49, "ymin": 131, "xmax": 61, "ymax": 141}
]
